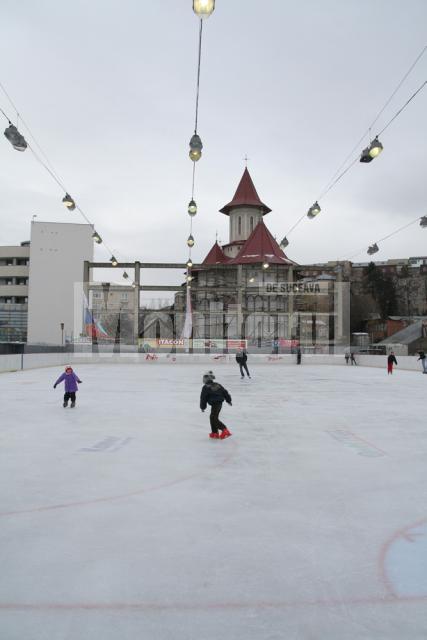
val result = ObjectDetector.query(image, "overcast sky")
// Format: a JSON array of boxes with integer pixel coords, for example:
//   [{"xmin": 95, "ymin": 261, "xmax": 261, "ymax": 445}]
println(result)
[{"xmin": 1, "ymin": 0, "xmax": 426, "ymax": 293}]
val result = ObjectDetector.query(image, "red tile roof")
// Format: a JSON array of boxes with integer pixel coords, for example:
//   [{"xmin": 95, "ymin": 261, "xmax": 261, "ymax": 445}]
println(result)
[
  {"xmin": 229, "ymin": 220, "xmax": 297, "ymax": 265},
  {"xmin": 202, "ymin": 242, "xmax": 230, "ymax": 265},
  {"xmin": 220, "ymin": 168, "xmax": 271, "ymax": 215}
]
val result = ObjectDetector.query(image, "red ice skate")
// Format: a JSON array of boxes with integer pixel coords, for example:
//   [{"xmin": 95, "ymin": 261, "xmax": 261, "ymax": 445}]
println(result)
[
  {"xmin": 209, "ymin": 432, "xmax": 220, "ymax": 439},
  {"xmin": 220, "ymin": 428, "xmax": 232, "ymax": 439}
]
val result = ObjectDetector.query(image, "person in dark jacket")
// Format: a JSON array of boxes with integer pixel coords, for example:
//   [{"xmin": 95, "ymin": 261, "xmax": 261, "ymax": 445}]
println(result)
[
  {"xmin": 387, "ymin": 352, "xmax": 398, "ymax": 375},
  {"xmin": 54, "ymin": 365, "xmax": 82, "ymax": 407},
  {"xmin": 236, "ymin": 349, "xmax": 251, "ymax": 379},
  {"xmin": 350, "ymin": 352, "xmax": 357, "ymax": 365},
  {"xmin": 200, "ymin": 371, "xmax": 232, "ymax": 439},
  {"xmin": 417, "ymin": 351, "xmax": 427, "ymax": 374}
]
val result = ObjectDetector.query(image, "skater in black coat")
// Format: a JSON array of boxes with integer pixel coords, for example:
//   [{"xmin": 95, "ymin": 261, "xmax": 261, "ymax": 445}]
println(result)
[
  {"xmin": 200, "ymin": 371, "xmax": 232, "ymax": 439},
  {"xmin": 417, "ymin": 351, "xmax": 427, "ymax": 374},
  {"xmin": 387, "ymin": 352, "xmax": 398, "ymax": 374},
  {"xmin": 236, "ymin": 349, "xmax": 251, "ymax": 379}
]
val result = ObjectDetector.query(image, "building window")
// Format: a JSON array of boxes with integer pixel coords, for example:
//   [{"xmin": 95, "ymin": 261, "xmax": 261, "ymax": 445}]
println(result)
[
  {"xmin": 250, "ymin": 216, "xmax": 254, "ymax": 232},
  {"xmin": 238, "ymin": 216, "xmax": 242, "ymax": 235},
  {"xmin": 121, "ymin": 293, "xmax": 128, "ymax": 301}
]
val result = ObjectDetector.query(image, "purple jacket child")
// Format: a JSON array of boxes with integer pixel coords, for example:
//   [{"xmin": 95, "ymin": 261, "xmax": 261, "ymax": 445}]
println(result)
[{"xmin": 54, "ymin": 366, "xmax": 82, "ymax": 408}]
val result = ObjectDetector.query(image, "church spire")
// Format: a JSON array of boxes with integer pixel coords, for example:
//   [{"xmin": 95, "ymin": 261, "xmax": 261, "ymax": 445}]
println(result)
[{"xmin": 219, "ymin": 168, "xmax": 271, "ymax": 216}]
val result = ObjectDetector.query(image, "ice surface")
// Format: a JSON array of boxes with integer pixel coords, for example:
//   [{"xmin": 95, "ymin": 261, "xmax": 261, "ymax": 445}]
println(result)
[{"xmin": 1, "ymin": 362, "xmax": 426, "ymax": 639}]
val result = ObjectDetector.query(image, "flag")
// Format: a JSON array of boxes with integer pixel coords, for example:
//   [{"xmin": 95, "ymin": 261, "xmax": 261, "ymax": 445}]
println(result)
[{"xmin": 83, "ymin": 293, "xmax": 110, "ymax": 339}]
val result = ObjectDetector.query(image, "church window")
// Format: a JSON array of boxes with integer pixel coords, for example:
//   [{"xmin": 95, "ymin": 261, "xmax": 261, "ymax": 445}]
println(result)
[
  {"xmin": 250, "ymin": 216, "xmax": 254, "ymax": 232},
  {"xmin": 238, "ymin": 216, "xmax": 242, "ymax": 235}
]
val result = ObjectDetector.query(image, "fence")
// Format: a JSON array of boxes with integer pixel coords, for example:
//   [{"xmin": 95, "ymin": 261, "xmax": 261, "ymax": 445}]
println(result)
[{"xmin": 0, "ymin": 352, "xmax": 423, "ymax": 373}]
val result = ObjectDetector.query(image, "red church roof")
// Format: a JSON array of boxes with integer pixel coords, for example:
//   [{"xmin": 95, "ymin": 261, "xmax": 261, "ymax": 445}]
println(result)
[
  {"xmin": 229, "ymin": 220, "xmax": 296, "ymax": 266},
  {"xmin": 220, "ymin": 168, "xmax": 271, "ymax": 215},
  {"xmin": 202, "ymin": 241, "xmax": 230, "ymax": 265}
]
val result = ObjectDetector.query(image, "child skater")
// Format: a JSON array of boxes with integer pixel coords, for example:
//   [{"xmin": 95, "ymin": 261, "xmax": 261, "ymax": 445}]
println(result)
[
  {"xmin": 200, "ymin": 371, "xmax": 232, "ymax": 439},
  {"xmin": 54, "ymin": 365, "xmax": 82, "ymax": 408}
]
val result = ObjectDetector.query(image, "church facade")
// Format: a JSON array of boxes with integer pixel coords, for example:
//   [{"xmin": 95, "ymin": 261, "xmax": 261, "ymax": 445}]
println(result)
[{"xmin": 172, "ymin": 168, "xmax": 349, "ymax": 351}]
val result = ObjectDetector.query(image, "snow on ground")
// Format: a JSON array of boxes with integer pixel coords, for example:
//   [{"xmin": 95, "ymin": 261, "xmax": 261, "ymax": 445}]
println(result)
[{"xmin": 0, "ymin": 362, "xmax": 426, "ymax": 639}]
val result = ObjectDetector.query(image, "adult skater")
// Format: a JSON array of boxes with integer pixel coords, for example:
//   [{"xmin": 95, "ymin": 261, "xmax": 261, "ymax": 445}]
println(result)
[
  {"xmin": 296, "ymin": 347, "xmax": 302, "ymax": 365},
  {"xmin": 417, "ymin": 350, "xmax": 427, "ymax": 374},
  {"xmin": 345, "ymin": 352, "xmax": 350, "ymax": 365},
  {"xmin": 350, "ymin": 352, "xmax": 357, "ymax": 365},
  {"xmin": 54, "ymin": 365, "xmax": 82, "ymax": 407},
  {"xmin": 200, "ymin": 371, "xmax": 232, "ymax": 439},
  {"xmin": 387, "ymin": 352, "xmax": 398, "ymax": 375},
  {"xmin": 236, "ymin": 348, "xmax": 251, "ymax": 379}
]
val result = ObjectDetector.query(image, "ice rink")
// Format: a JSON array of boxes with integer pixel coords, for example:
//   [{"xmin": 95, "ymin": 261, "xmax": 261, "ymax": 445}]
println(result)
[{"xmin": 1, "ymin": 361, "xmax": 426, "ymax": 639}]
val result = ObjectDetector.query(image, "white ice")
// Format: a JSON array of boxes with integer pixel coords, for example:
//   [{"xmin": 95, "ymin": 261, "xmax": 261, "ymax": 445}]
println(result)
[{"xmin": 1, "ymin": 362, "xmax": 427, "ymax": 639}]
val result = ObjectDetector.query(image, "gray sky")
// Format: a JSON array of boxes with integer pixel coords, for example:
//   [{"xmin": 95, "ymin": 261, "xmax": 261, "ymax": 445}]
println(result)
[{"xmin": 1, "ymin": 0, "xmax": 427, "ymax": 290}]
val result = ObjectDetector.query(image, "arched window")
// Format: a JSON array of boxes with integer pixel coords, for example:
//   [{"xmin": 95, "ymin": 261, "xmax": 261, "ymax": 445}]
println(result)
[
  {"xmin": 238, "ymin": 216, "xmax": 242, "ymax": 235},
  {"xmin": 250, "ymin": 216, "xmax": 254, "ymax": 232}
]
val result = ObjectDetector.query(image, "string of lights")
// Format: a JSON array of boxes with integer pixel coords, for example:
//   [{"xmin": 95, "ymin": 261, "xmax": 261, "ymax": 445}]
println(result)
[
  {"xmin": 340, "ymin": 214, "xmax": 427, "ymax": 261},
  {"xmin": 0, "ymin": 96, "xmax": 129, "ymax": 280},
  {"xmin": 281, "ymin": 43, "xmax": 427, "ymax": 248},
  {"xmin": 185, "ymin": 0, "xmax": 215, "ymax": 288}
]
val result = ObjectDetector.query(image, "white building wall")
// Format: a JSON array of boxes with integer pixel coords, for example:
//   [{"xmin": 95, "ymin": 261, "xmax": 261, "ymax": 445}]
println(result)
[
  {"xmin": 27, "ymin": 222, "xmax": 93, "ymax": 345},
  {"xmin": 229, "ymin": 207, "xmax": 263, "ymax": 243}
]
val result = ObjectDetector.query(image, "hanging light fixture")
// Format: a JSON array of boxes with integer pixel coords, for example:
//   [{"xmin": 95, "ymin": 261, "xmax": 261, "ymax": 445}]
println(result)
[
  {"xmin": 193, "ymin": 0, "xmax": 215, "ymax": 18},
  {"xmin": 186, "ymin": 258, "xmax": 193, "ymax": 268},
  {"xmin": 360, "ymin": 137, "xmax": 383, "ymax": 163},
  {"xmin": 187, "ymin": 234, "xmax": 195, "ymax": 247},
  {"xmin": 123, "ymin": 272, "xmax": 129, "ymax": 280},
  {"xmin": 262, "ymin": 260, "xmax": 270, "ymax": 270},
  {"xmin": 420, "ymin": 216, "xmax": 427, "ymax": 228},
  {"xmin": 189, "ymin": 133, "xmax": 203, "ymax": 161},
  {"xmin": 92, "ymin": 231, "xmax": 102, "ymax": 244},
  {"xmin": 62, "ymin": 193, "xmax": 76, "ymax": 211},
  {"xmin": 188, "ymin": 199, "xmax": 198, "ymax": 216},
  {"xmin": 4, "ymin": 123, "xmax": 27, "ymax": 151},
  {"xmin": 280, "ymin": 236, "xmax": 289, "ymax": 249},
  {"xmin": 186, "ymin": 275, "xmax": 194, "ymax": 282},
  {"xmin": 248, "ymin": 271, "xmax": 256, "ymax": 283},
  {"xmin": 110, "ymin": 255, "xmax": 118, "ymax": 266},
  {"xmin": 307, "ymin": 201, "xmax": 321, "ymax": 219},
  {"xmin": 367, "ymin": 243, "xmax": 379, "ymax": 255}
]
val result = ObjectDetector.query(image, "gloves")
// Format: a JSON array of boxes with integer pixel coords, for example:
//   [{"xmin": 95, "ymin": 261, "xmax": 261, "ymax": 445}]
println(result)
[
  {"xmin": 227, "ymin": 401, "xmax": 232, "ymax": 406},
  {"xmin": 201, "ymin": 409, "xmax": 205, "ymax": 412},
  {"xmin": 79, "ymin": 380, "xmax": 83, "ymax": 383},
  {"xmin": 53, "ymin": 384, "xmax": 57, "ymax": 389}
]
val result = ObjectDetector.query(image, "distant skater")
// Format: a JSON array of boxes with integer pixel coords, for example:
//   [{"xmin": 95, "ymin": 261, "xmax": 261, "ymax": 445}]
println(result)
[
  {"xmin": 296, "ymin": 347, "xmax": 302, "ymax": 365},
  {"xmin": 350, "ymin": 352, "xmax": 357, "ymax": 365},
  {"xmin": 200, "ymin": 371, "xmax": 232, "ymax": 439},
  {"xmin": 345, "ymin": 352, "xmax": 350, "ymax": 365},
  {"xmin": 54, "ymin": 365, "xmax": 82, "ymax": 407},
  {"xmin": 236, "ymin": 349, "xmax": 251, "ymax": 379},
  {"xmin": 387, "ymin": 352, "xmax": 398, "ymax": 375},
  {"xmin": 417, "ymin": 350, "xmax": 427, "ymax": 374}
]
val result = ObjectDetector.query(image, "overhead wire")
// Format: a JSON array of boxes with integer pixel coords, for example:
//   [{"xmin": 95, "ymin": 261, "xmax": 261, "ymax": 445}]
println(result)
[
  {"xmin": 0, "ymin": 95, "xmax": 122, "ymax": 267},
  {"xmin": 283, "ymin": 42, "xmax": 427, "ymax": 239},
  {"xmin": 342, "ymin": 215, "xmax": 424, "ymax": 261}
]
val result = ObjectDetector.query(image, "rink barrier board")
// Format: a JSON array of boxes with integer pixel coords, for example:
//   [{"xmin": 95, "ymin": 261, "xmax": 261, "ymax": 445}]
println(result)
[{"xmin": 0, "ymin": 353, "xmax": 423, "ymax": 373}]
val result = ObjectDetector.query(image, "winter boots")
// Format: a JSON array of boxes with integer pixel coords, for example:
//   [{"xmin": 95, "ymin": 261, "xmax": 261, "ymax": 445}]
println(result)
[
  {"xmin": 63, "ymin": 401, "xmax": 68, "ymax": 408},
  {"xmin": 70, "ymin": 401, "xmax": 76, "ymax": 408}
]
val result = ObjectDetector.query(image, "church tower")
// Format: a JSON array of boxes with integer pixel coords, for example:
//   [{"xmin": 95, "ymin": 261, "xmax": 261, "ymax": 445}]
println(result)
[{"xmin": 219, "ymin": 168, "xmax": 271, "ymax": 259}]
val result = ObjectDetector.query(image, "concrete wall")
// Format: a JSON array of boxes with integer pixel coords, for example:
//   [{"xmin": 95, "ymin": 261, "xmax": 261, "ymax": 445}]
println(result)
[{"xmin": 27, "ymin": 221, "xmax": 93, "ymax": 345}]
